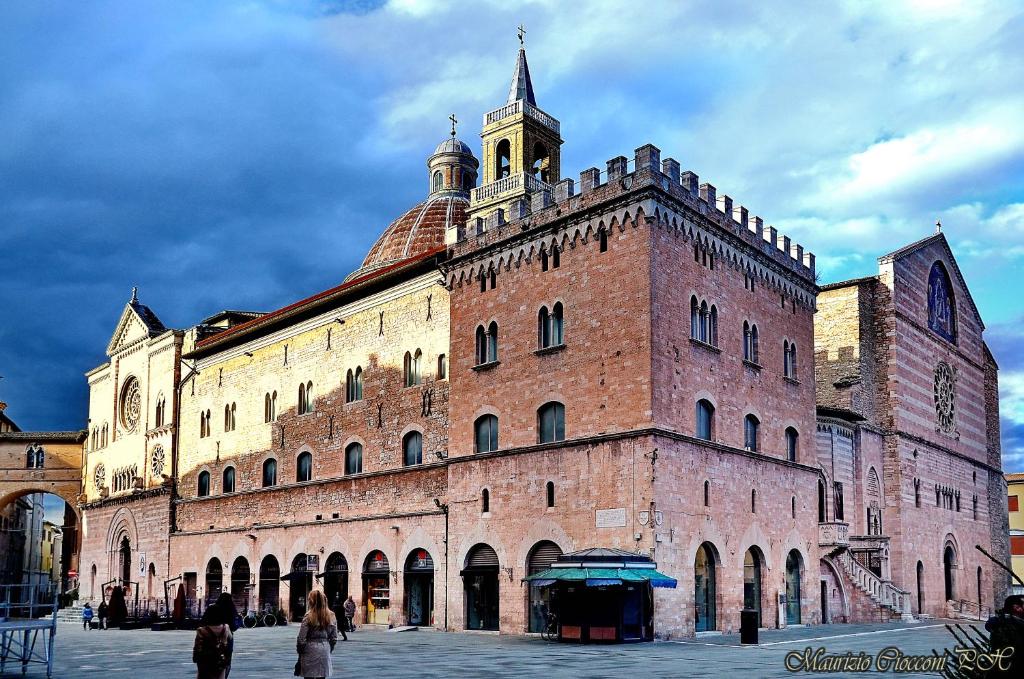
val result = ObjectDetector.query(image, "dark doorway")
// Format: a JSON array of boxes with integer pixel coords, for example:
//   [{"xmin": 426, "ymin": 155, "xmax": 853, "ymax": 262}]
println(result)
[
  {"xmin": 323, "ymin": 552, "xmax": 348, "ymax": 622},
  {"xmin": 785, "ymin": 550, "xmax": 802, "ymax": 625},
  {"xmin": 205, "ymin": 558, "xmax": 223, "ymax": 606},
  {"xmin": 916, "ymin": 561, "xmax": 924, "ymax": 614},
  {"xmin": 231, "ymin": 557, "xmax": 250, "ymax": 613},
  {"xmin": 743, "ymin": 548, "xmax": 763, "ymax": 627},
  {"xmin": 820, "ymin": 580, "xmax": 829, "ymax": 623},
  {"xmin": 694, "ymin": 543, "xmax": 716, "ymax": 632},
  {"xmin": 258, "ymin": 555, "xmax": 280, "ymax": 613},
  {"xmin": 404, "ymin": 548, "xmax": 434, "ymax": 626},
  {"xmin": 943, "ymin": 546, "xmax": 956, "ymax": 601},
  {"xmin": 118, "ymin": 536, "xmax": 132, "ymax": 585},
  {"xmin": 289, "ymin": 553, "xmax": 313, "ymax": 622},
  {"xmin": 463, "ymin": 544, "xmax": 499, "ymax": 631}
]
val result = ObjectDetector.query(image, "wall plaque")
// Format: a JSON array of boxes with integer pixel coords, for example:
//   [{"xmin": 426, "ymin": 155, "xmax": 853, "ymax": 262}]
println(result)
[{"xmin": 595, "ymin": 507, "xmax": 627, "ymax": 528}]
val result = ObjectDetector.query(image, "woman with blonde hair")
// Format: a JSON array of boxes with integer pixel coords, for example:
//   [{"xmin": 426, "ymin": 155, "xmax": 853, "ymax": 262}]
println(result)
[{"xmin": 295, "ymin": 589, "xmax": 338, "ymax": 679}]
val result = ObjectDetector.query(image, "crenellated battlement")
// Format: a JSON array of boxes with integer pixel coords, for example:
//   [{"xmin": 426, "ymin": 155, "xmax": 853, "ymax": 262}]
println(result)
[{"xmin": 447, "ymin": 142, "xmax": 816, "ymax": 288}]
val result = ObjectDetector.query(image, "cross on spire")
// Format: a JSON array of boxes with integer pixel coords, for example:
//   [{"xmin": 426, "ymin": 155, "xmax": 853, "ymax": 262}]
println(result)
[
  {"xmin": 517, "ymin": 23, "xmax": 526, "ymax": 46},
  {"xmin": 935, "ymin": 218, "xmax": 942, "ymax": 234},
  {"xmin": 449, "ymin": 113, "xmax": 458, "ymax": 138}
]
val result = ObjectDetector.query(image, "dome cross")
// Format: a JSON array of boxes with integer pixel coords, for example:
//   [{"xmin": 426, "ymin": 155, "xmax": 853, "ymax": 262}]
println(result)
[{"xmin": 449, "ymin": 113, "xmax": 458, "ymax": 138}]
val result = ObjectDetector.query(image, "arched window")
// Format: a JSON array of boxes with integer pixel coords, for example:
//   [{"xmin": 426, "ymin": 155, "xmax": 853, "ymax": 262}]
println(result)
[
  {"xmin": 403, "ymin": 431, "xmax": 423, "ymax": 466},
  {"xmin": 546, "ymin": 481, "xmax": 555, "ymax": 507},
  {"xmin": 541, "ymin": 249, "xmax": 549, "ymax": 272},
  {"xmin": 487, "ymin": 322, "xmax": 498, "ymax": 362},
  {"xmin": 792, "ymin": 496, "xmax": 797, "ymax": 518},
  {"xmin": 744, "ymin": 414, "xmax": 760, "ymax": 451},
  {"xmin": 744, "ymin": 322, "xmax": 760, "ymax": 364},
  {"xmin": 303, "ymin": 381, "xmax": 314, "ymax": 413},
  {"xmin": 537, "ymin": 402, "xmax": 565, "ymax": 443},
  {"xmin": 198, "ymin": 470, "xmax": 210, "ymax": 497},
  {"xmin": 404, "ymin": 350, "xmax": 422, "ymax": 387},
  {"xmin": 696, "ymin": 399, "xmax": 715, "ymax": 440},
  {"xmin": 496, "ymin": 139, "xmax": 511, "ymax": 179},
  {"xmin": 474, "ymin": 415, "xmax": 499, "ymax": 453},
  {"xmin": 224, "ymin": 404, "xmax": 231, "ymax": 432},
  {"xmin": 928, "ymin": 261, "xmax": 957, "ymax": 343},
  {"xmin": 462, "ymin": 170, "xmax": 474, "ymax": 191},
  {"xmin": 709, "ymin": 305, "xmax": 718, "ymax": 347},
  {"xmin": 818, "ymin": 480, "xmax": 826, "ymax": 521},
  {"xmin": 222, "ymin": 466, "xmax": 236, "ymax": 494},
  {"xmin": 345, "ymin": 369, "xmax": 354, "ymax": 402},
  {"xmin": 690, "ymin": 297, "xmax": 700, "ymax": 339},
  {"xmin": 751, "ymin": 489, "xmax": 757, "ymax": 513},
  {"xmin": 230, "ymin": 403, "xmax": 236, "ymax": 430},
  {"xmin": 599, "ymin": 229, "xmax": 608, "ymax": 252},
  {"xmin": 155, "ymin": 395, "xmax": 165, "ymax": 427},
  {"xmin": 264, "ymin": 393, "xmax": 272, "ymax": 423},
  {"xmin": 296, "ymin": 451, "xmax": 313, "ymax": 482},
  {"xmin": 437, "ymin": 354, "xmax": 447, "ymax": 380},
  {"xmin": 432, "ymin": 170, "xmax": 443, "ymax": 193},
  {"xmin": 538, "ymin": 307, "xmax": 550, "ymax": 348},
  {"xmin": 475, "ymin": 327, "xmax": 487, "ymax": 365},
  {"xmin": 404, "ymin": 351, "xmax": 413, "ymax": 386},
  {"xmin": 785, "ymin": 427, "xmax": 799, "ymax": 462},
  {"xmin": 488, "ymin": 268, "xmax": 496, "ymax": 290},
  {"xmin": 354, "ymin": 367, "xmax": 363, "ymax": 400},
  {"xmin": 345, "ymin": 442, "xmax": 362, "ymax": 475},
  {"xmin": 551, "ymin": 303, "xmax": 564, "ymax": 346},
  {"xmin": 552, "ymin": 246, "xmax": 560, "ymax": 268},
  {"xmin": 703, "ymin": 480, "xmax": 710, "ymax": 507},
  {"xmin": 699, "ymin": 301, "xmax": 709, "ymax": 343},
  {"xmin": 784, "ymin": 341, "xmax": 797, "ymax": 379},
  {"xmin": 532, "ymin": 141, "xmax": 550, "ymax": 183},
  {"xmin": 262, "ymin": 458, "xmax": 277, "ymax": 487},
  {"xmin": 298, "ymin": 383, "xmax": 306, "ymax": 414},
  {"xmin": 481, "ymin": 488, "xmax": 490, "ymax": 513}
]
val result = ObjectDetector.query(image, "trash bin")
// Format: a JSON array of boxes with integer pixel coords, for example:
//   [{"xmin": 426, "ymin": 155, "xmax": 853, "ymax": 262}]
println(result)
[{"xmin": 740, "ymin": 609, "xmax": 758, "ymax": 645}]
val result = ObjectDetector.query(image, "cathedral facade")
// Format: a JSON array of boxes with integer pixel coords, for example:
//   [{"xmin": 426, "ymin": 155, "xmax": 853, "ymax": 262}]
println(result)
[{"xmin": 73, "ymin": 46, "xmax": 1008, "ymax": 638}]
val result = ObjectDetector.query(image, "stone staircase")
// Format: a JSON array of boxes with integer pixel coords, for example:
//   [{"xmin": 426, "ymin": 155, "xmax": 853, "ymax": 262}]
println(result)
[{"xmin": 835, "ymin": 549, "xmax": 914, "ymax": 621}]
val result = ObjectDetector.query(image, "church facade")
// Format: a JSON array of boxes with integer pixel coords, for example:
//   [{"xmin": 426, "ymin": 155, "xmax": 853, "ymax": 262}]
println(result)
[{"xmin": 73, "ymin": 46, "xmax": 1008, "ymax": 638}]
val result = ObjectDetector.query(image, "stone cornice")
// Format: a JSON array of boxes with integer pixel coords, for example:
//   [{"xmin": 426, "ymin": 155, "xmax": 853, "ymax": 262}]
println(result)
[{"xmin": 79, "ymin": 484, "xmax": 171, "ymax": 510}]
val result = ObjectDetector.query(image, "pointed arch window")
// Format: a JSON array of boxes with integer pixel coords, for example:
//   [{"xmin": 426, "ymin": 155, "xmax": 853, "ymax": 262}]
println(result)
[
  {"xmin": 690, "ymin": 297, "xmax": 700, "ymax": 339},
  {"xmin": 744, "ymin": 414, "xmax": 760, "ymax": 451},
  {"xmin": 222, "ymin": 466, "xmax": 236, "ymax": 494},
  {"xmin": 345, "ymin": 442, "xmax": 363, "ymax": 475},
  {"xmin": 538, "ymin": 304, "xmax": 564, "ymax": 349},
  {"xmin": 696, "ymin": 399, "xmax": 715, "ymax": 440},
  {"xmin": 262, "ymin": 458, "xmax": 277, "ymax": 488},
  {"xmin": 403, "ymin": 431, "xmax": 423, "ymax": 466},
  {"xmin": 743, "ymin": 322, "xmax": 760, "ymax": 364},
  {"xmin": 537, "ymin": 402, "xmax": 565, "ymax": 443},
  {"xmin": 404, "ymin": 350, "xmax": 422, "ymax": 387},
  {"xmin": 474, "ymin": 414, "xmax": 499, "ymax": 453},
  {"xmin": 785, "ymin": 427, "xmax": 799, "ymax": 462},
  {"xmin": 709, "ymin": 305, "xmax": 718, "ymax": 347},
  {"xmin": 346, "ymin": 367, "xmax": 364, "ymax": 403},
  {"xmin": 298, "ymin": 381, "xmax": 314, "ymax": 414},
  {"xmin": 784, "ymin": 341, "xmax": 798, "ymax": 379},
  {"xmin": 546, "ymin": 481, "xmax": 555, "ymax": 508},
  {"xmin": 541, "ymin": 249, "xmax": 549, "ymax": 272},
  {"xmin": 296, "ymin": 451, "xmax": 313, "ymax": 483},
  {"xmin": 532, "ymin": 141, "xmax": 550, "ymax": 183},
  {"xmin": 703, "ymin": 480, "xmax": 710, "ymax": 507}
]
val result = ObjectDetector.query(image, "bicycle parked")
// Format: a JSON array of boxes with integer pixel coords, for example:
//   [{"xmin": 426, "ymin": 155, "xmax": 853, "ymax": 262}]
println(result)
[{"xmin": 540, "ymin": 611, "xmax": 559, "ymax": 641}]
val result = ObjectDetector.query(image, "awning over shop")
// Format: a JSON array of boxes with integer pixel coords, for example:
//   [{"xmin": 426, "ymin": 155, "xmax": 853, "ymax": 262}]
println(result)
[{"xmin": 524, "ymin": 567, "xmax": 677, "ymax": 589}]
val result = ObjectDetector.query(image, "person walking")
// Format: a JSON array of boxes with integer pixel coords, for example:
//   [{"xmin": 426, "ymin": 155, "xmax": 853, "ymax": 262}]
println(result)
[
  {"xmin": 97, "ymin": 600, "xmax": 108, "ymax": 630},
  {"xmin": 81, "ymin": 602, "xmax": 93, "ymax": 631},
  {"xmin": 193, "ymin": 605, "xmax": 232, "ymax": 679},
  {"xmin": 295, "ymin": 590, "xmax": 338, "ymax": 679},
  {"xmin": 342, "ymin": 595, "xmax": 356, "ymax": 633},
  {"xmin": 212, "ymin": 593, "xmax": 239, "ymax": 677}
]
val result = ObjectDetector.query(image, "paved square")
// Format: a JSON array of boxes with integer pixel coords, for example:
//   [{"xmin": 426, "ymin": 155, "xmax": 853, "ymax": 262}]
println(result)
[{"xmin": 0, "ymin": 619, "xmax": 988, "ymax": 678}]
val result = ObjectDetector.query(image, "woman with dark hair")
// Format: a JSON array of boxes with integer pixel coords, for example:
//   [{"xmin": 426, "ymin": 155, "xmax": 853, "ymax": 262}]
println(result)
[
  {"xmin": 214, "ymin": 592, "xmax": 240, "ymax": 632},
  {"xmin": 296, "ymin": 590, "xmax": 338, "ymax": 679},
  {"xmin": 193, "ymin": 606, "xmax": 232, "ymax": 679},
  {"xmin": 212, "ymin": 593, "xmax": 239, "ymax": 676}
]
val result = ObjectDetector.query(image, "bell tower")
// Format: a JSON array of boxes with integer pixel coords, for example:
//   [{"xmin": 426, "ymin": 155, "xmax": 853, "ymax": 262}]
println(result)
[{"xmin": 469, "ymin": 35, "xmax": 562, "ymax": 222}]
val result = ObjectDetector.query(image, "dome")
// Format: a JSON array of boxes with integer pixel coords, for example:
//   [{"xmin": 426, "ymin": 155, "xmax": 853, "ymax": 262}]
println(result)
[
  {"xmin": 347, "ymin": 193, "xmax": 468, "ymax": 281},
  {"xmin": 434, "ymin": 138, "xmax": 473, "ymax": 155}
]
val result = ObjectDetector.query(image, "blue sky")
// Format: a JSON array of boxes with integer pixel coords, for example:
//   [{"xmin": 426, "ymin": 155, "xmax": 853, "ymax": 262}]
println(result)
[{"xmin": 1, "ymin": 0, "xmax": 1022, "ymax": 469}]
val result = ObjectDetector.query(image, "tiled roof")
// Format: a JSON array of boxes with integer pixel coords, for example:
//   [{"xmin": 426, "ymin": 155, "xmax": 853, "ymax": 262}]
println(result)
[{"xmin": 1006, "ymin": 472, "xmax": 1024, "ymax": 482}]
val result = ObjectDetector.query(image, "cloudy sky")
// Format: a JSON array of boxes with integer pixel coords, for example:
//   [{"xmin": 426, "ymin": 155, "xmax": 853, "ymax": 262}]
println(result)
[{"xmin": 1, "ymin": 0, "xmax": 1022, "ymax": 470}]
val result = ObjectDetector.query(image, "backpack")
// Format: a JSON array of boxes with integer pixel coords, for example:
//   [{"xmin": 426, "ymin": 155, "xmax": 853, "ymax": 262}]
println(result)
[{"xmin": 200, "ymin": 628, "xmax": 230, "ymax": 671}]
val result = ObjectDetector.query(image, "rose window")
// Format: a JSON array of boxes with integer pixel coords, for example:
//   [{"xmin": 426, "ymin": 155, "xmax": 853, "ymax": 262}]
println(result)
[
  {"xmin": 94, "ymin": 463, "xmax": 106, "ymax": 489},
  {"xmin": 119, "ymin": 376, "xmax": 141, "ymax": 432}
]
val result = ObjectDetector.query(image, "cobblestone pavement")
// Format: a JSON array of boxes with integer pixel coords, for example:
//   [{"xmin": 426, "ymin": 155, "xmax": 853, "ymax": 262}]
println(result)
[{"xmin": 1, "ymin": 619, "xmax": 984, "ymax": 678}]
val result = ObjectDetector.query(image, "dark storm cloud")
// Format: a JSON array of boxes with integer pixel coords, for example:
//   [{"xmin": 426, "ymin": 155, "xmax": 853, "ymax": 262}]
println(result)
[{"xmin": 0, "ymin": 1, "xmax": 419, "ymax": 429}]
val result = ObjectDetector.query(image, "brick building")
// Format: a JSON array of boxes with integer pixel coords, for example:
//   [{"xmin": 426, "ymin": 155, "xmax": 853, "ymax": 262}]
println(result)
[{"xmin": 74, "ymin": 45, "xmax": 1007, "ymax": 638}]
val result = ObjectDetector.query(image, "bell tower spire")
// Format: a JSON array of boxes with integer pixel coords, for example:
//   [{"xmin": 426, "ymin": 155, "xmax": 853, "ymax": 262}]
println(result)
[{"xmin": 470, "ymin": 36, "xmax": 563, "ymax": 223}]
